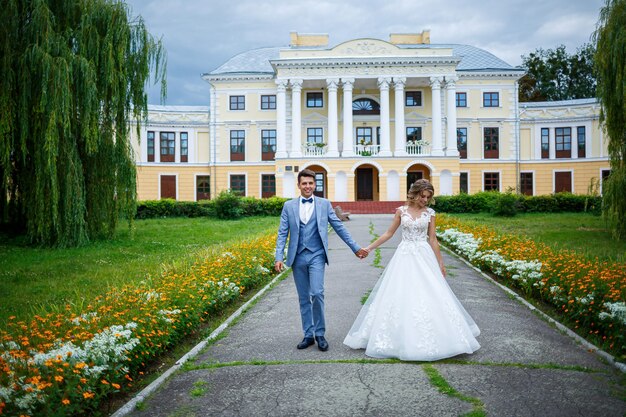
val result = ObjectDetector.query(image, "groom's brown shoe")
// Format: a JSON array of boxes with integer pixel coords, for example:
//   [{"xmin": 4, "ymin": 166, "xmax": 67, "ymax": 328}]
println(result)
[
  {"xmin": 315, "ymin": 336, "xmax": 329, "ymax": 351},
  {"xmin": 297, "ymin": 337, "xmax": 315, "ymax": 349}
]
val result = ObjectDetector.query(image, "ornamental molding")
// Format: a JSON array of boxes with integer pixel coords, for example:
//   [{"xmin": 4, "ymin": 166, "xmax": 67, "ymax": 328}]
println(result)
[
  {"xmin": 203, "ymin": 73, "xmax": 274, "ymax": 83},
  {"xmin": 275, "ymin": 64, "xmax": 455, "ymax": 78},
  {"xmin": 457, "ymin": 70, "xmax": 525, "ymax": 79}
]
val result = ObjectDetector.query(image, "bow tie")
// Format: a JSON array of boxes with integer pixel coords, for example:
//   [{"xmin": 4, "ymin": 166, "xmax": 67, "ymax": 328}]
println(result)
[{"xmin": 301, "ymin": 197, "xmax": 313, "ymax": 204}]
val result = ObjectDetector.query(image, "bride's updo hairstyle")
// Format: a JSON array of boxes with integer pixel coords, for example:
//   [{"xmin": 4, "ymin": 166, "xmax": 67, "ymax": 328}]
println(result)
[{"xmin": 407, "ymin": 179, "xmax": 435, "ymax": 205}]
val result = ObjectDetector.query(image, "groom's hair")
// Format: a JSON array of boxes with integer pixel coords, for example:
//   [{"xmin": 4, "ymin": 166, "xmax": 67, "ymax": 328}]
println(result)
[{"xmin": 297, "ymin": 169, "xmax": 316, "ymax": 183}]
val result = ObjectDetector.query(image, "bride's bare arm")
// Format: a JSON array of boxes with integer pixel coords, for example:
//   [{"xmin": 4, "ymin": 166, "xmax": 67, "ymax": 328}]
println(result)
[
  {"xmin": 427, "ymin": 215, "xmax": 446, "ymax": 277},
  {"xmin": 365, "ymin": 210, "xmax": 401, "ymax": 252}
]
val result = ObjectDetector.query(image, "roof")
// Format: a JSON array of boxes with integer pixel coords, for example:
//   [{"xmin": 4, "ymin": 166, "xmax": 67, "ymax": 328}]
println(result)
[
  {"xmin": 208, "ymin": 43, "xmax": 522, "ymax": 76},
  {"xmin": 519, "ymin": 98, "xmax": 598, "ymax": 108}
]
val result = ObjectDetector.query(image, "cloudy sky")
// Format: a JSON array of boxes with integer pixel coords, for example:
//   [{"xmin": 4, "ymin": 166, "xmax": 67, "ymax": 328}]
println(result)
[{"xmin": 124, "ymin": 0, "xmax": 605, "ymax": 106}]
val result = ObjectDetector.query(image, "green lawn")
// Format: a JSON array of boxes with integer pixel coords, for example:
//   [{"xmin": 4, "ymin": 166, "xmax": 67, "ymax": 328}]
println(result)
[
  {"xmin": 0, "ymin": 216, "xmax": 280, "ymax": 325},
  {"xmin": 445, "ymin": 212, "xmax": 626, "ymax": 263}
]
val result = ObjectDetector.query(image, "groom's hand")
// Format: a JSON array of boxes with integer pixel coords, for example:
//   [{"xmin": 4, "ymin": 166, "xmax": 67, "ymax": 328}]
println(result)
[
  {"xmin": 355, "ymin": 248, "xmax": 369, "ymax": 259},
  {"xmin": 275, "ymin": 261, "xmax": 285, "ymax": 273}
]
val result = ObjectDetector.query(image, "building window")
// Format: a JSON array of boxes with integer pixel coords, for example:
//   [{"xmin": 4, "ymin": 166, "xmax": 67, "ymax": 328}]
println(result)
[
  {"xmin": 180, "ymin": 132, "xmax": 188, "ymax": 163},
  {"xmin": 159, "ymin": 132, "xmax": 175, "ymax": 162},
  {"xmin": 456, "ymin": 92, "xmax": 467, "ymax": 107},
  {"xmin": 483, "ymin": 92, "xmax": 499, "ymax": 107},
  {"xmin": 196, "ymin": 176, "xmax": 210, "ymax": 200},
  {"xmin": 306, "ymin": 92, "xmax": 323, "ymax": 108},
  {"xmin": 261, "ymin": 174, "xmax": 276, "ymax": 198},
  {"xmin": 541, "ymin": 128, "xmax": 550, "ymax": 159},
  {"xmin": 147, "ymin": 131, "xmax": 155, "ymax": 162},
  {"xmin": 554, "ymin": 171, "xmax": 572, "ymax": 193},
  {"xmin": 601, "ymin": 169, "xmax": 611, "ymax": 195},
  {"xmin": 314, "ymin": 172, "xmax": 325, "ymax": 198},
  {"xmin": 230, "ymin": 130, "xmax": 245, "ymax": 161},
  {"xmin": 261, "ymin": 129, "xmax": 276, "ymax": 161},
  {"xmin": 405, "ymin": 91, "xmax": 422, "ymax": 107},
  {"xmin": 260, "ymin": 94, "xmax": 276, "ymax": 110},
  {"xmin": 457, "ymin": 128, "xmax": 467, "ymax": 159},
  {"xmin": 484, "ymin": 172, "xmax": 500, "ymax": 191},
  {"xmin": 520, "ymin": 172, "xmax": 533, "ymax": 196},
  {"xmin": 406, "ymin": 127, "xmax": 422, "ymax": 142},
  {"xmin": 352, "ymin": 98, "xmax": 380, "ymax": 115},
  {"xmin": 577, "ymin": 126, "xmax": 586, "ymax": 158},
  {"xmin": 230, "ymin": 95, "xmax": 245, "ymax": 110},
  {"xmin": 230, "ymin": 175, "xmax": 246, "ymax": 196},
  {"xmin": 307, "ymin": 127, "xmax": 324, "ymax": 144},
  {"xmin": 555, "ymin": 127, "xmax": 572, "ymax": 158},
  {"xmin": 460, "ymin": 172, "xmax": 468, "ymax": 193},
  {"xmin": 483, "ymin": 127, "xmax": 499, "ymax": 159},
  {"xmin": 356, "ymin": 127, "xmax": 373, "ymax": 145}
]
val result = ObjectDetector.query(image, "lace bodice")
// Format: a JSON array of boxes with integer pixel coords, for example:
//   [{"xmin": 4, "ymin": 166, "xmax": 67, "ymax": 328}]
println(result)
[{"xmin": 398, "ymin": 206, "xmax": 435, "ymax": 243}]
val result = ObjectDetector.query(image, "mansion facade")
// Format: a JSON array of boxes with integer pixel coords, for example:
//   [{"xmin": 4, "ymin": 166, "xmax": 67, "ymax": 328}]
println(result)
[{"xmin": 130, "ymin": 31, "xmax": 610, "ymax": 202}]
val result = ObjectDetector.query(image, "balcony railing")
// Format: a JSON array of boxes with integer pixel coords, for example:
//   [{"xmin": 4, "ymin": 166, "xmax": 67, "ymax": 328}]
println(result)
[
  {"xmin": 354, "ymin": 144, "xmax": 381, "ymax": 157},
  {"xmin": 405, "ymin": 142, "xmax": 430, "ymax": 155},
  {"xmin": 303, "ymin": 143, "xmax": 326, "ymax": 157}
]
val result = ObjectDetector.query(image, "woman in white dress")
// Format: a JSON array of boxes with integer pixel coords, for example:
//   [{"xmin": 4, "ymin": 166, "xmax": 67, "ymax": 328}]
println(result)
[{"xmin": 344, "ymin": 179, "xmax": 480, "ymax": 361}]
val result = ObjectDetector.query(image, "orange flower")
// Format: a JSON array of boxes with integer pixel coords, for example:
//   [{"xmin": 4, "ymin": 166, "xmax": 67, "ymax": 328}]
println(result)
[
  {"xmin": 112, "ymin": 383, "xmax": 121, "ymax": 389},
  {"xmin": 83, "ymin": 391, "xmax": 95, "ymax": 399},
  {"xmin": 62, "ymin": 399, "xmax": 70, "ymax": 405},
  {"xmin": 54, "ymin": 375, "xmax": 64, "ymax": 382}
]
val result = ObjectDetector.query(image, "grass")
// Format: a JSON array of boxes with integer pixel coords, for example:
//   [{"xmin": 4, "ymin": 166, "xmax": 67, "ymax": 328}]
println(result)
[
  {"xmin": 445, "ymin": 212, "xmax": 625, "ymax": 262},
  {"xmin": 0, "ymin": 216, "xmax": 279, "ymax": 326}
]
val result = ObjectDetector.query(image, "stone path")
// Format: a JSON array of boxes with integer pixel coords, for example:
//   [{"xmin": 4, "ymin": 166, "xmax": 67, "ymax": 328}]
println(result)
[{"xmin": 124, "ymin": 215, "xmax": 626, "ymax": 417}]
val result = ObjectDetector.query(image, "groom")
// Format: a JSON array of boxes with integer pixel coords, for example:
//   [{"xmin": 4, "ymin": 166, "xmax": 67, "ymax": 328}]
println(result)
[{"xmin": 275, "ymin": 169, "xmax": 368, "ymax": 351}]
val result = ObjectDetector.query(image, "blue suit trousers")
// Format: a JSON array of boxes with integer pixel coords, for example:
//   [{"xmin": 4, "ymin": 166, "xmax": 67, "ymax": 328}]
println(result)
[{"xmin": 291, "ymin": 248, "xmax": 326, "ymax": 338}]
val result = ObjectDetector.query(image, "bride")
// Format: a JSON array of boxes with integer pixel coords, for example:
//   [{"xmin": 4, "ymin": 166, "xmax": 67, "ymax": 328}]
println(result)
[{"xmin": 344, "ymin": 179, "xmax": 480, "ymax": 361}]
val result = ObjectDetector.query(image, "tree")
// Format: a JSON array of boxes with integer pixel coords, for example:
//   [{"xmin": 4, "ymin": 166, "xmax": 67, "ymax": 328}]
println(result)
[
  {"xmin": 519, "ymin": 43, "xmax": 596, "ymax": 102},
  {"xmin": 0, "ymin": 0, "xmax": 166, "ymax": 247},
  {"xmin": 594, "ymin": 0, "xmax": 626, "ymax": 239}
]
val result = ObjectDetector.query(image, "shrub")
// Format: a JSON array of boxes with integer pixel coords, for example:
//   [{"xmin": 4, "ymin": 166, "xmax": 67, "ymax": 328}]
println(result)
[
  {"xmin": 491, "ymin": 192, "xmax": 520, "ymax": 217},
  {"xmin": 214, "ymin": 190, "xmax": 244, "ymax": 219}
]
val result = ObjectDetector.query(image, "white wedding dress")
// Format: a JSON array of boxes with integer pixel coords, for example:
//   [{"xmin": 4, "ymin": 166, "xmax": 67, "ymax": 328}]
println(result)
[{"xmin": 344, "ymin": 207, "xmax": 480, "ymax": 361}]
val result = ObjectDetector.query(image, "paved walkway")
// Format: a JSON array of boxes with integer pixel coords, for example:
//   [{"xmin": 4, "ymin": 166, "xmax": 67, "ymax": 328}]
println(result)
[{"xmin": 125, "ymin": 215, "xmax": 626, "ymax": 417}]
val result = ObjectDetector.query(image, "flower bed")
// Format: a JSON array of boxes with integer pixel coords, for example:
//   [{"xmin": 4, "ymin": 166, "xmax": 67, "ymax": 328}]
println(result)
[
  {"xmin": 0, "ymin": 233, "xmax": 277, "ymax": 416},
  {"xmin": 436, "ymin": 215, "xmax": 626, "ymax": 362}
]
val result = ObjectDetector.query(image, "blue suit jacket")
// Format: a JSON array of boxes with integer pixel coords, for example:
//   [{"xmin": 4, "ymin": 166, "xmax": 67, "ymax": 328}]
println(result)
[{"xmin": 275, "ymin": 197, "xmax": 360, "ymax": 267}]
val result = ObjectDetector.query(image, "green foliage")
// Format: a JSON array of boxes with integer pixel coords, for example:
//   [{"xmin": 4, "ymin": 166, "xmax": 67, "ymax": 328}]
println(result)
[
  {"xmin": 0, "ymin": 0, "xmax": 166, "ymax": 247},
  {"xmin": 519, "ymin": 43, "xmax": 596, "ymax": 102},
  {"xmin": 135, "ymin": 196, "xmax": 288, "ymax": 220},
  {"xmin": 435, "ymin": 192, "xmax": 601, "ymax": 215},
  {"xmin": 594, "ymin": 0, "xmax": 626, "ymax": 239},
  {"xmin": 214, "ymin": 190, "xmax": 244, "ymax": 219},
  {"xmin": 491, "ymin": 192, "xmax": 519, "ymax": 217}
]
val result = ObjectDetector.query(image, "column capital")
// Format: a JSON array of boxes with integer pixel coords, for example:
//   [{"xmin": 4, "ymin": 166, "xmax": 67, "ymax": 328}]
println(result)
[
  {"xmin": 341, "ymin": 78, "xmax": 355, "ymax": 88},
  {"xmin": 290, "ymin": 79, "xmax": 303, "ymax": 90},
  {"xmin": 393, "ymin": 77, "xmax": 406, "ymax": 88},
  {"xmin": 429, "ymin": 76, "xmax": 443, "ymax": 89},
  {"xmin": 377, "ymin": 77, "xmax": 392, "ymax": 89},
  {"xmin": 444, "ymin": 75, "xmax": 458, "ymax": 88},
  {"xmin": 326, "ymin": 78, "xmax": 340, "ymax": 90},
  {"xmin": 275, "ymin": 79, "xmax": 288, "ymax": 91}
]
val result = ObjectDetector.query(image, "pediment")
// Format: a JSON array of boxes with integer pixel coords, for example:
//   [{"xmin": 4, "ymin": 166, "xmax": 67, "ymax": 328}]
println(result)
[
  {"xmin": 333, "ymin": 39, "xmax": 400, "ymax": 56},
  {"xmin": 303, "ymin": 111, "xmax": 327, "ymax": 121}
]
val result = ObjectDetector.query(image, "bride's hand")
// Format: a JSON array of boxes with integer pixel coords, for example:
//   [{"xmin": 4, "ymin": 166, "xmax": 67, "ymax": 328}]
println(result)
[{"xmin": 440, "ymin": 264, "xmax": 446, "ymax": 277}]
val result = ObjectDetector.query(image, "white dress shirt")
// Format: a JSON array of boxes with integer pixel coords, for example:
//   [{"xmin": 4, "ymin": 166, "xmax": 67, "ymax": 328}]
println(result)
[{"xmin": 299, "ymin": 196, "xmax": 315, "ymax": 224}]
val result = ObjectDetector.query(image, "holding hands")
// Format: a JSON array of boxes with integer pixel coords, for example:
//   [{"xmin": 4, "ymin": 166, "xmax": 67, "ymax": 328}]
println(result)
[{"xmin": 355, "ymin": 248, "xmax": 370, "ymax": 259}]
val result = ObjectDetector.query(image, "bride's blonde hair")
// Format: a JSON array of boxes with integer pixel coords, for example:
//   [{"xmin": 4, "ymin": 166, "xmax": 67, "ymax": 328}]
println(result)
[{"xmin": 407, "ymin": 179, "xmax": 435, "ymax": 206}]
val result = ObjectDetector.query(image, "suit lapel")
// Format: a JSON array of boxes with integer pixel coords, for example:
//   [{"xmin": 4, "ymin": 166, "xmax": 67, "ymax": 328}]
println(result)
[{"xmin": 291, "ymin": 198, "xmax": 300, "ymax": 224}]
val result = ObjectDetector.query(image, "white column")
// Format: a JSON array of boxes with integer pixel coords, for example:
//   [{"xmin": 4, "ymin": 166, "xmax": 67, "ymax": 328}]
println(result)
[
  {"xmin": 571, "ymin": 126, "xmax": 578, "ymax": 159},
  {"xmin": 430, "ymin": 76, "xmax": 444, "ymax": 156},
  {"xmin": 393, "ymin": 77, "xmax": 407, "ymax": 156},
  {"xmin": 275, "ymin": 80, "xmax": 288, "ymax": 158},
  {"xmin": 378, "ymin": 77, "xmax": 392, "ymax": 157},
  {"xmin": 326, "ymin": 78, "xmax": 340, "ymax": 157},
  {"xmin": 290, "ymin": 79, "xmax": 303, "ymax": 158},
  {"xmin": 342, "ymin": 78, "xmax": 355, "ymax": 157},
  {"xmin": 445, "ymin": 76, "xmax": 459, "ymax": 156}
]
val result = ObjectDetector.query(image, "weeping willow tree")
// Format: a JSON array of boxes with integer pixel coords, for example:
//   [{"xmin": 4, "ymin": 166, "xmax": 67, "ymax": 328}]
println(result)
[
  {"xmin": 0, "ymin": 0, "xmax": 166, "ymax": 246},
  {"xmin": 594, "ymin": 0, "xmax": 626, "ymax": 240}
]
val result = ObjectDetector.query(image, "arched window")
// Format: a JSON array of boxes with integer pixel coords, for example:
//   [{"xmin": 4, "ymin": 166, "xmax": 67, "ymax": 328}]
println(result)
[{"xmin": 352, "ymin": 98, "xmax": 380, "ymax": 115}]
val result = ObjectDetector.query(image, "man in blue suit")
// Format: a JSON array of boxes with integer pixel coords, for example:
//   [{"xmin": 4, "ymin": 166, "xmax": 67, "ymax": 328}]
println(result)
[{"xmin": 275, "ymin": 169, "xmax": 368, "ymax": 351}]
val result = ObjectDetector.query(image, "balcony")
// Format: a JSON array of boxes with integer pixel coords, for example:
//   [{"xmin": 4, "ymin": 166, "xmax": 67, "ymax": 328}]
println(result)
[
  {"xmin": 303, "ymin": 143, "xmax": 326, "ymax": 157},
  {"xmin": 354, "ymin": 144, "xmax": 381, "ymax": 157},
  {"xmin": 405, "ymin": 141, "xmax": 430, "ymax": 156}
]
